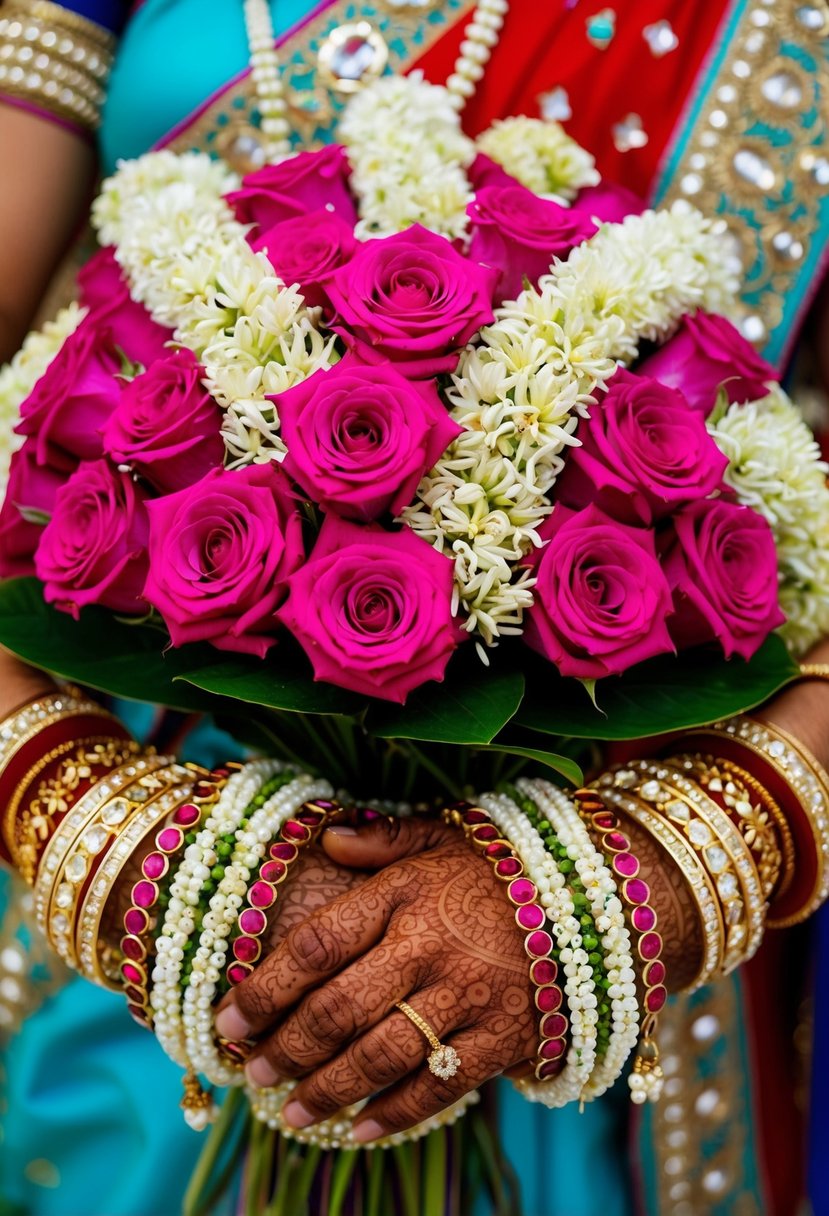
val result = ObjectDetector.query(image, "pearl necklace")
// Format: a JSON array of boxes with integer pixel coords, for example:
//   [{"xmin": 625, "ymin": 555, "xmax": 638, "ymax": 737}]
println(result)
[{"xmin": 242, "ymin": 0, "xmax": 510, "ymax": 162}]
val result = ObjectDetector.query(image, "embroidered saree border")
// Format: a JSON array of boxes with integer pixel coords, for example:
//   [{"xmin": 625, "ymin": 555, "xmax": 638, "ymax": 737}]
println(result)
[
  {"xmin": 653, "ymin": 0, "xmax": 829, "ymax": 369},
  {"xmin": 162, "ymin": 0, "xmax": 478, "ymax": 159}
]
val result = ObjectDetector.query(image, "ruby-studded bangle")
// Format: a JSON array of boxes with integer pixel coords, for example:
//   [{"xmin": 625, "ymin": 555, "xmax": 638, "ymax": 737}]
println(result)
[
  {"xmin": 223, "ymin": 798, "xmax": 341, "ymax": 991},
  {"xmin": 121, "ymin": 767, "xmax": 234, "ymax": 1027},
  {"xmin": 444, "ymin": 802, "xmax": 568, "ymax": 1080},
  {"xmin": 575, "ymin": 789, "xmax": 666, "ymax": 1104}
]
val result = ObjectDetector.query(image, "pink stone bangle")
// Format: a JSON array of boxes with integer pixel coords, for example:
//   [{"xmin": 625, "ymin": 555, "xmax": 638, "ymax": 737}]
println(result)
[
  {"xmin": 121, "ymin": 767, "xmax": 234, "ymax": 1028},
  {"xmin": 444, "ymin": 803, "xmax": 568, "ymax": 1082},
  {"xmin": 575, "ymin": 792, "xmax": 667, "ymax": 1019}
]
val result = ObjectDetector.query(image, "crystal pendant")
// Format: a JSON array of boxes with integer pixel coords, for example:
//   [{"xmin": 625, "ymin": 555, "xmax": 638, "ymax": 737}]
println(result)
[{"xmin": 318, "ymin": 23, "xmax": 389, "ymax": 94}]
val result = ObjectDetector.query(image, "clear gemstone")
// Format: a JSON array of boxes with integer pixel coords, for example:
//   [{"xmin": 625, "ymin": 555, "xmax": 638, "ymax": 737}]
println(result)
[
  {"xmin": 102, "ymin": 798, "xmax": 129, "ymax": 826},
  {"xmin": 55, "ymin": 883, "xmax": 74, "ymax": 909},
  {"xmin": 733, "ymin": 147, "xmax": 776, "ymax": 190},
  {"xmin": 51, "ymin": 912, "xmax": 69, "ymax": 935},
  {"xmin": 640, "ymin": 780, "xmax": 662, "ymax": 801},
  {"xmin": 126, "ymin": 785, "xmax": 149, "ymax": 802},
  {"xmin": 83, "ymin": 825, "xmax": 108, "ymax": 854},
  {"xmin": 761, "ymin": 70, "xmax": 803, "ymax": 109},
  {"xmin": 688, "ymin": 820, "xmax": 713, "ymax": 847},
  {"xmin": 796, "ymin": 5, "xmax": 827, "ymax": 32},
  {"xmin": 538, "ymin": 86, "xmax": 571, "ymax": 121},
  {"xmin": 695, "ymin": 1088, "xmax": 722, "ymax": 1117},
  {"xmin": 717, "ymin": 872, "xmax": 738, "ymax": 899},
  {"xmin": 704, "ymin": 845, "xmax": 728, "ymax": 873},
  {"xmin": 66, "ymin": 854, "xmax": 87, "ymax": 883},
  {"xmin": 665, "ymin": 800, "xmax": 690, "ymax": 823},
  {"xmin": 691, "ymin": 1014, "xmax": 720, "ymax": 1042}
]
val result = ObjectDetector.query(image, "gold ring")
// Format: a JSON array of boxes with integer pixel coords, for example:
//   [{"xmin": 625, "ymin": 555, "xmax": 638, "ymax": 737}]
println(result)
[{"xmin": 395, "ymin": 1001, "xmax": 461, "ymax": 1079}]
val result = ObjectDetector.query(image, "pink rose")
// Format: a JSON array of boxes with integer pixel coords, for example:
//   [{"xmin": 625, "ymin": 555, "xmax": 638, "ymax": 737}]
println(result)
[
  {"xmin": 34, "ymin": 459, "xmax": 150, "ymax": 617},
  {"xmin": 637, "ymin": 312, "xmax": 776, "ymax": 416},
  {"xmin": 0, "ymin": 440, "xmax": 76, "ymax": 579},
  {"xmin": 102, "ymin": 349, "xmax": 224, "ymax": 493},
  {"xmin": 16, "ymin": 314, "xmax": 123, "ymax": 464},
  {"xmin": 78, "ymin": 247, "xmax": 172, "ymax": 369},
  {"xmin": 557, "ymin": 369, "xmax": 728, "ymax": 524},
  {"xmin": 278, "ymin": 516, "xmax": 460, "ymax": 702},
  {"xmin": 326, "ymin": 225, "xmax": 497, "ymax": 377},
  {"xmin": 468, "ymin": 152, "xmax": 521, "ymax": 192},
  {"xmin": 524, "ymin": 503, "xmax": 674, "ymax": 679},
  {"xmin": 252, "ymin": 209, "xmax": 358, "ymax": 309},
  {"xmin": 274, "ymin": 354, "xmax": 461, "ymax": 521},
  {"xmin": 143, "ymin": 465, "xmax": 304, "ymax": 657},
  {"xmin": 571, "ymin": 181, "xmax": 645, "ymax": 224},
  {"xmin": 468, "ymin": 184, "xmax": 596, "ymax": 302},
  {"xmin": 662, "ymin": 499, "xmax": 785, "ymax": 660},
  {"xmin": 226, "ymin": 146, "xmax": 357, "ymax": 233}
]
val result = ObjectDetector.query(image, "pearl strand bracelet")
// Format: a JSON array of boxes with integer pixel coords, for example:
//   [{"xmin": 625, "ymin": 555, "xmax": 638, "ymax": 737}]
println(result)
[
  {"xmin": 446, "ymin": 0, "xmax": 510, "ymax": 110},
  {"xmin": 575, "ymin": 789, "xmax": 667, "ymax": 1104},
  {"xmin": 521, "ymin": 780, "xmax": 639, "ymax": 1103},
  {"xmin": 478, "ymin": 790, "xmax": 598, "ymax": 1108},
  {"xmin": 243, "ymin": 0, "xmax": 292, "ymax": 162},
  {"xmin": 151, "ymin": 760, "xmax": 280, "ymax": 1069},
  {"xmin": 184, "ymin": 771, "xmax": 332, "ymax": 1089}
]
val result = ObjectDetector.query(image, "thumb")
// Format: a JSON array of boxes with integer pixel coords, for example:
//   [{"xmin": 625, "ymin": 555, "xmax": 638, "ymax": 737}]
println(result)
[{"xmin": 322, "ymin": 814, "xmax": 454, "ymax": 870}]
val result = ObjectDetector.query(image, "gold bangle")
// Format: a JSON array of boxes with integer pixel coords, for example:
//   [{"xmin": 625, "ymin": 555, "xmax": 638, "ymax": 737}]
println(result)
[
  {"xmin": 674, "ymin": 754, "xmax": 790, "ymax": 902},
  {"xmin": 34, "ymin": 753, "xmax": 171, "ymax": 956},
  {"xmin": 797, "ymin": 663, "xmax": 829, "ymax": 684},
  {"xmin": 596, "ymin": 782, "xmax": 724, "ymax": 989},
  {"xmin": 0, "ymin": 689, "xmax": 111, "ymax": 775},
  {"xmin": 692, "ymin": 717, "xmax": 829, "ymax": 927},
  {"xmin": 76, "ymin": 771, "xmax": 195, "ymax": 989},
  {"xmin": 5, "ymin": 735, "xmax": 125, "ymax": 884}
]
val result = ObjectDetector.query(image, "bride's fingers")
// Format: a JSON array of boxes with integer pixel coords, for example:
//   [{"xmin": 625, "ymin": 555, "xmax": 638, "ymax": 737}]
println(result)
[
  {"xmin": 351, "ymin": 1027, "xmax": 503, "ymax": 1143},
  {"xmin": 215, "ymin": 874, "xmax": 398, "ymax": 1041},
  {"xmin": 277, "ymin": 989, "xmax": 464, "ymax": 1128},
  {"xmin": 243, "ymin": 943, "xmax": 424, "ymax": 1087},
  {"xmin": 322, "ymin": 816, "xmax": 455, "ymax": 871}
]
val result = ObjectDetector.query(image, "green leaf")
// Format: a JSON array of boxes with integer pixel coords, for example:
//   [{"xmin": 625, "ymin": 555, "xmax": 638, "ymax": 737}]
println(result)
[
  {"xmin": 476, "ymin": 742, "xmax": 583, "ymax": 786},
  {"xmin": 580, "ymin": 678, "xmax": 601, "ymax": 712},
  {"xmin": 17, "ymin": 505, "xmax": 51, "ymax": 526},
  {"xmin": 0, "ymin": 577, "xmax": 215, "ymax": 711},
  {"xmin": 516, "ymin": 634, "xmax": 798, "ymax": 740},
  {"xmin": 176, "ymin": 653, "xmax": 364, "ymax": 717},
  {"xmin": 366, "ymin": 666, "xmax": 525, "ymax": 745}
]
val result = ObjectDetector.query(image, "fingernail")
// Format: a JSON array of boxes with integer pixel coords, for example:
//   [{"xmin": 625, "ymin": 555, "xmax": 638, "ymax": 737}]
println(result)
[
  {"xmin": 281, "ymin": 1100, "xmax": 316, "ymax": 1129},
  {"xmin": 325, "ymin": 825, "xmax": 357, "ymax": 836},
  {"xmin": 245, "ymin": 1056, "xmax": 280, "ymax": 1089},
  {"xmin": 352, "ymin": 1119, "xmax": 385, "ymax": 1144},
  {"xmin": 215, "ymin": 1003, "xmax": 252, "ymax": 1041}
]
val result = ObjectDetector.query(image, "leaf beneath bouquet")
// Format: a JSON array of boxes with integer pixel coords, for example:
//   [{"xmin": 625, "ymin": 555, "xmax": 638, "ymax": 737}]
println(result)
[
  {"xmin": 476, "ymin": 742, "xmax": 584, "ymax": 786},
  {"xmin": 365, "ymin": 666, "xmax": 525, "ymax": 745},
  {"xmin": 0, "ymin": 577, "xmax": 215, "ymax": 711},
  {"xmin": 175, "ymin": 652, "xmax": 364, "ymax": 717},
  {"xmin": 515, "ymin": 635, "xmax": 798, "ymax": 740}
]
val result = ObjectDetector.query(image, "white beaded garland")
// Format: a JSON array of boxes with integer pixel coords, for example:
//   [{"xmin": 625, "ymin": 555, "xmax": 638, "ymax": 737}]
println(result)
[
  {"xmin": 521, "ymin": 780, "xmax": 640, "ymax": 1102},
  {"xmin": 242, "ymin": 0, "xmax": 291, "ymax": 162}
]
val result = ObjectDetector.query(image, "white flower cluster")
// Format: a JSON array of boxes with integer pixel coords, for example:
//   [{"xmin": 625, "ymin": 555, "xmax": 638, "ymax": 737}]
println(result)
[
  {"xmin": 476, "ymin": 116, "xmax": 600, "ymax": 201},
  {"xmin": 0, "ymin": 301, "xmax": 86, "ymax": 500},
  {"xmin": 710, "ymin": 385, "xmax": 829, "ymax": 655},
  {"xmin": 339, "ymin": 72, "xmax": 476, "ymax": 241},
  {"xmin": 405, "ymin": 203, "xmax": 738, "ymax": 649},
  {"xmin": 92, "ymin": 151, "xmax": 336, "ymax": 466}
]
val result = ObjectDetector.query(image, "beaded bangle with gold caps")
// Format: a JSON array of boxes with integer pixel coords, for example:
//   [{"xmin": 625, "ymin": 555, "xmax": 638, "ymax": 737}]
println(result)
[
  {"xmin": 6, "ymin": 735, "xmax": 141, "ymax": 885},
  {"xmin": 634, "ymin": 760, "xmax": 767, "ymax": 971},
  {"xmin": 34, "ymin": 753, "xmax": 173, "ymax": 951},
  {"xmin": 0, "ymin": 1, "xmax": 116, "ymax": 133},
  {"xmin": 673, "ymin": 754, "xmax": 788, "ymax": 902},
  {"xmin": 685, "ymin": 716, "xmax": 829, "ymax": 927},
  {"xmin": 75, "ymin": 768, "xmax": 196, "ymax": 989},
  {"xmin": 595, "ymin": 780, "xmax": 724, "ymax": 989}
]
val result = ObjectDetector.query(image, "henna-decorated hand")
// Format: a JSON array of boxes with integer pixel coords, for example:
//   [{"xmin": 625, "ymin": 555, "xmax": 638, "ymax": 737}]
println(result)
[{"xmin": 215, "ymin": 817, "xmax": 536, "ymax": 1142}]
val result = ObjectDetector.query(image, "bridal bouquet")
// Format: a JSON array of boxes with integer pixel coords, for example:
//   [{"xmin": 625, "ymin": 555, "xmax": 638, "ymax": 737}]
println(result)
[{"xmin": 0, "ymin": 74, "xmax": 824, "ymax": 791}]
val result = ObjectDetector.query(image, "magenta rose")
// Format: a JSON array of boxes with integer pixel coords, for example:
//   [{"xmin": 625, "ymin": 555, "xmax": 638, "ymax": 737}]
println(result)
[
  {"xmin": 326, "ymin": 225, "xmax": 497, "ymax": 377},
  {"xmin": 143, "ymin": 464, "xmax": 303, "ymax": 657},
  {"xmin": 227, "ymin": 146, "xmax": 357, "ymax": 233},
  {"xmin": 524, "ymin": 502, "xmax": 674, "ymax": 679},
  {"xmin": 0, "ymin": 441, "xmax": 76, "ymax": 579},
  {"xmin": 571, "ymin": 181, "xmax": 645, "ymax": 224},
  {"xmin": 661, "ymin": 499, "xmax": 785, "ymax": 660},
  {"xmin": 34, "ymin": 459, "xmax": 150, "ymax": 617},
  {"xmin": 252, "ymin": 209, "xmax": 358, "ymax": 309},
  {"xmin": 274, "ymin": 354, "xmax": 461, "ymax": 521},
  {"xmin": 637, "ymin": 312, "xmax": 776, "ymax": 416},
  {"xmin": 78, "ymin": 247, "xmax": 171, "ymax": 368},
  {"xmin": 468, "ymin": 184, "xmax": 596, "ymax": 302},
  {"xmin": 102, "ymin": 349, "xmax": 224, "ymax": 493},
  {"xmin": 278, "ymin": 516, "xmax": 460, "ymax": 702},
  {"xmin": 557, "ymin": 369, "xmax": 728, "ymax": 524},
  {"xmin": 16, "ymin": 313, "xmax": 123, "ymax": 464},
  {"xmin": 468, "ymin": 152, "xmax": 521, "ymax": 192}
]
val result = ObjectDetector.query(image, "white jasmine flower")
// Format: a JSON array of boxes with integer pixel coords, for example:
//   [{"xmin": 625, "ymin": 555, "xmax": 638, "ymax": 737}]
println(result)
[{"xmin": 476, "ymin": 116, "xmax": 599, "ymax": 201}]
